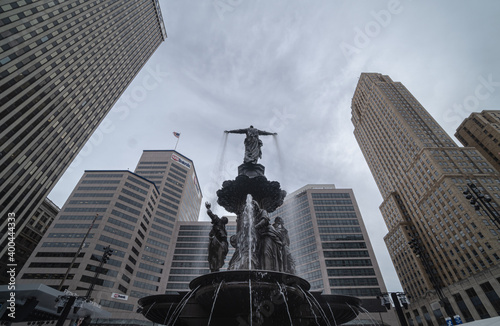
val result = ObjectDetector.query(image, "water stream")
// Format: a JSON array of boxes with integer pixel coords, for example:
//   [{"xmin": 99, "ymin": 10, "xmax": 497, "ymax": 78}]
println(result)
[
  {"xmin": 276, "ymin": 282, "xmax": 293, "ymax": 325},
  {"xmin": 304, "ymin": 290, "xmax": 333, "ymax": 326},
  {"xmin": 207, "ymin": 281, "xmax": 224, "ymax": 326},
  {"xmin": 298, "ymin": 286, "xmax": 320, "ymax": 325},
  {"xmin": 249, "ymin": 279, "xmax": 253, "ymax": 326},
  {"xmin": 166, "ymin": 285, "xmax": 201, "ymax": 326},
  {"xmin": 326, "ymin": 303, "xmax": 338, "ymax": 326}
]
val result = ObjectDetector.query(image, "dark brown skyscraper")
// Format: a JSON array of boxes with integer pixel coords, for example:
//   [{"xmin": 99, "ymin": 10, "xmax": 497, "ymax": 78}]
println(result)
[{"xmin": 352, "ymin": 73, "xmax": 500, "ymax": 324}]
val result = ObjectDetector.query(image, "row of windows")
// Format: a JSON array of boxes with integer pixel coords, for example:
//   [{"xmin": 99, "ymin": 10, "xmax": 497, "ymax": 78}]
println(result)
[
  {"xmin": 327, "ymin": 268, "xmax": 375, "ymax": 277},
  {"xmin": 48, "ymin": 233, "xmax": 93, "ymax": 238},
  {"xmin": 77, "ymin": 186, "xmax": 117, "ymax": 191},
  {"xmin": 320, "ymin": 234, "xmax": 364, "ymax": 241},
  {"xmin": 42, "ymin": 242, "xmax": 88, "ymax": 248},
  {"xmin": 329, "ymin": 278, "xmax": 379, "ymax": 287},
  {"xmin": 108, "ymin": 217, "xmax": 135, "ymax": 231},
  {"xmin": 100, "ymin": 299, "xmax": 134, "ymax": 312},
  {"xmin": 319, "ymin": 227, "xmax": 362, "ymax": 234},
  {"xmin": 169, "ymin": 268, "xmax": 209, "ymax": 275},
  {"xmin": 124, "ymin": 181, "xmax": 148, "ymax": 195},
  {"xmin": 36, "ymin": 252, "xmax": 84, "ymax": 258},
  {"xmin": 146, "ymin": 237, "xmax": 169, "ymax": 250},
  {"xmin": 331, "ymin": 288, "xmax": 381, "ymax": 297},
  {"xmin": 324, "ymin": 250, "xmax": 369, "ymax": 258},
  {"xmin": 315, "ymin": 206, "xmax": 355, "ymax": 212},
  {"xmin": 111, "ymin": 209, "xmax": 137, "ymax": 223},
  {"xmin": 53, "ymin": 223, "xmax": 96, "ymax": 229},
  {"xmin": 104, "ymin": 225, "xmax": 132, "ymax": 239},
  {"xmin": 81, "ymin": 179, "xmax": 120, "ymax": 184},
  {"xmin": 139, "ymin": 262, "xmax": 163, "ymax": 274},
  {"xmin": 322, "ymin": 242, "xmax": 367, "ymax": 250},
  {"xmin": 127, "ymin": 175, "xmax": 151, "ymax": 189},
  {"xmin": 21, "ymin": 273, "xmax": 74, "ymax": 280},
  {"xmin": 133, "ymin": 280, "xmax": 158, "ymax": 291},
  {"xmin": 141, "ymin": 254, "xmax": 165, "ymax": 266},
  {"xmin": 312, "ymin": 199, "xmax": 353, "ymax": 205},
  {"xmin": 317, "ymin": 219, "xmax": 359, "ymax": 226},
  {"xmin": 99, "ymin": 234, "xmax": 128, "ymax": 248},
  {"xmin": 325, "ymin": 259, "xmax": 372, "ymax": 267},
  {"xmin": 73, "ymin": 192, "xmax": 113, "ymax": 197},
  {"xmin": 118, "ymin": 195, "xmax": 143, "ymax": 209},
  {"xmin": 316, "ymin": 212, "xmax": 358, "ymax": 219},
  {"xmin": 170, "ymin": 163, "xmax": 188, "ymax": 174},
  {"xmin": 311, "ymin": 193, "xmax": 350, "ymax": 199},
  {"xmin": 85, "ymin": 173, "xmax": 123, "ymax": 178}
]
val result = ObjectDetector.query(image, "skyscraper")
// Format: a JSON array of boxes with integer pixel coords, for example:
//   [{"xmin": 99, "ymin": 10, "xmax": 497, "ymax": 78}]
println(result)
[
  {"xmin": 0, "ymin": 0, "xmax": 167, "ymax": 279},
  {"xmin": 269, "ymin": 184, "xmax": 399, "ymax": 326},
  {"xmin": 18, "ymin": 151, "xmax": 201, "ymax": 324},
  {"xmin": 455, "ymin": 110, "xmax": 500, "ymax": 172},
  {"xmin": 352, "ymin": 73, "xmax": 500, "ymax": 324}
]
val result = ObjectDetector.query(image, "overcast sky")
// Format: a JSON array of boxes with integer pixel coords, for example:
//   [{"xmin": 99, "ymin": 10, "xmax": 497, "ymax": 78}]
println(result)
[{"xmin": 48, "ymin": 1, "xmax": 500, "ymax": 293}]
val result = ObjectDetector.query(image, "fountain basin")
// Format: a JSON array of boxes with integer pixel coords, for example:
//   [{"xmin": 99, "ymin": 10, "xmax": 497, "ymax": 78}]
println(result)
[{"xmin": 138, "ymin": 271, "xmax": 361, "ymax": 325}]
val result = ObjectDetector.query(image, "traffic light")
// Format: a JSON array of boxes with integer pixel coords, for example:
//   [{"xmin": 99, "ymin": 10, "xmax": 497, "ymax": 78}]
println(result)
[
  {"xmin": 408, "ymin": 238, "xmax": 421, "ymax": 257},
  {"xmin": 101, "ymin": 246, "xmax": 113, "ymax": 263}
]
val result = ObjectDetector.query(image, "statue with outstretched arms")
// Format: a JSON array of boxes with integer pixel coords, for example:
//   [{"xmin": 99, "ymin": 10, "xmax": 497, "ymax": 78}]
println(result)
[{"xmin": 225, "ymin": 125, "xmax": 277, "ymax": 164}]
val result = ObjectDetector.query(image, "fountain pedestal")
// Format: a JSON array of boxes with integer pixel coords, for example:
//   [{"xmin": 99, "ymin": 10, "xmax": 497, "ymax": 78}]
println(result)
[{"xmin": 138, "ymin": 271, "xmax": 361, "ymax": 326}]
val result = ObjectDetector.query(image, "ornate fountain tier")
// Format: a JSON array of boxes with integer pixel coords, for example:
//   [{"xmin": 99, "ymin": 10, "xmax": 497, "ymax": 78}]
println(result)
[
  {"xmin": 217, "ymin": 174, "xmax": 286, "ymax": 214},
  {"xmin": 138, "ymin": 271, "xmax": 361, "ymax": 326}
]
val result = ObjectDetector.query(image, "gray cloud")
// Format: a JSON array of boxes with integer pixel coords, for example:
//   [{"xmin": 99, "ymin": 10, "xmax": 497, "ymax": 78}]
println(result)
[{"xmin": 49, "ymin": 0, "xmax": 500, "ymax": 293}]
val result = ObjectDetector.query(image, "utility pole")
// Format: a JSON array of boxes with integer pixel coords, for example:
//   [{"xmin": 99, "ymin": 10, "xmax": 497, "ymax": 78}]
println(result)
[{"xmin": 59, "ymin": 214, "xmax": 99, "ymax": 291}]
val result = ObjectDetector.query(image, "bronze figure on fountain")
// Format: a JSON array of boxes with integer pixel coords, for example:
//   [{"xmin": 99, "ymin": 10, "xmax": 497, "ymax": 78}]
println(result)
[{"xmin": 205, "ymin": 202, "xmax": 228, "ymax": 272}]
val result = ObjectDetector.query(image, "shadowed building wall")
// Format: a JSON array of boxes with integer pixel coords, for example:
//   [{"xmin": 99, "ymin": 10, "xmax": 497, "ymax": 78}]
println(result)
[{"xmin": 0, "ymin": 0, "xmax": 166, "ymax": 283}]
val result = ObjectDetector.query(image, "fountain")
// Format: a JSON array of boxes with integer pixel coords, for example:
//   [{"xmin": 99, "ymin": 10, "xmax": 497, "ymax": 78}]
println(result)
[{"xmin": 138, "ymin": 126, "xmax": 361, "ymax": 325}]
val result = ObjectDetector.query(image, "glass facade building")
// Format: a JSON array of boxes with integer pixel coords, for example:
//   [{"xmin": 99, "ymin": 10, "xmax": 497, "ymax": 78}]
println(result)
[
  {"xmin": 18, "ymin": 151, "xmax": 201, "ymax": 325},
  {"xmin": 269, "ymin": 184, "xmax": 398, "ymax": 326},
  {"xmin": 352, "ymin": 73, "xmax": 500, "ymax": 324},
  {"xmin": 0, "ymin": 0, "xmax": 166, "ymax": 282}
]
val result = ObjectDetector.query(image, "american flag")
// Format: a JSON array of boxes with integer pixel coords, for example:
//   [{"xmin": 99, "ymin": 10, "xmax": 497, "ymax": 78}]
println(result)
[{"xmin": 173, "ymin": 132, "xmax": 181, "ymax": 138}]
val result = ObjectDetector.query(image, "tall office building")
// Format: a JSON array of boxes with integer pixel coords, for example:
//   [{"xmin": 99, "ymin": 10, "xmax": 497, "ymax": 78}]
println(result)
[
  {"xmin": 455, "ymin": 110, "xmax": 500, "ymax": 172},
  {"xmin": 269, "ymin": 184, "xmax": 399, "ymax": 326},
  {"xmin": 11, "ymin": 198, "xmax": 60, "ymax": 282},
  {"xmin": 0, "ymin": 0, "xmax": 167, "ymax": 279},
  {"xmin": 18, "ymin": 151, "xmax": 201, "ymax": 324},
  {"xmin": 352, "ymin": 73, "xmax": 500, "ymax": 324}
]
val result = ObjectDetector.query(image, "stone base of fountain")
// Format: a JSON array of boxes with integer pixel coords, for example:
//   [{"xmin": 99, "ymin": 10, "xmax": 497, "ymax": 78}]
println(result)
[{"xmin": 138, "ymin": 271, "xmax": 361, "ymax": 326}]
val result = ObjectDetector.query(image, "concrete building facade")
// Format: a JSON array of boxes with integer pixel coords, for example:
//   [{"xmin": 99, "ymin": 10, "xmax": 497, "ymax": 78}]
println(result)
[
  {"xmin": 18, "ymin": 151, "xmax": 201, "ymax": 325},
  {"xmin": 0, "ymin": 0, "xmax": 167, "ymax": 280},
  {"xmin": 455, "ymin": 110, "xmax": 500, "ymax": 172},
  {"xmin": 351, "ymin": 73, "xmax": 500, "ymax": 325}
]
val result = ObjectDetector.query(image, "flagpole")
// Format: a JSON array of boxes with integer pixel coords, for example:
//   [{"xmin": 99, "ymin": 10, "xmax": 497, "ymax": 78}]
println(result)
[{"xmin": 174, "ymin": 136, "xmax": 180, "ymax": 151}]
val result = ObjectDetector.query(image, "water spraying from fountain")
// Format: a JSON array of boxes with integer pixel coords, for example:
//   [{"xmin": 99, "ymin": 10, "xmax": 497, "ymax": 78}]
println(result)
[
  {"xmin": 207, "ymin": 281, "xmax": 224, "ymax": 326},
  {"xmin": 276, "ymin": 282, "xmax": 293, "ymax": 325},
  {"xmin": 165, "ymin": 285, "xmax": 200, "ymax": 326}
]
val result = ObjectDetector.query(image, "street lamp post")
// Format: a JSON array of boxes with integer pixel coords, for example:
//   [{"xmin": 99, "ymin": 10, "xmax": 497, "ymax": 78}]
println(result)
[
  {"xmin": 408, "ymin": 237, "xmax": 457, "ymax": 323},
  {"xmin": 55, "ymin": 245, "xmax": 112, "ymax": 326},
  {"xmin": 85, "ymin": 245, "xmax": 113, "ymax": 300},
  {"xmin": 377, "ymin": 292, "xmax": 409, "ymax": 326}
]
